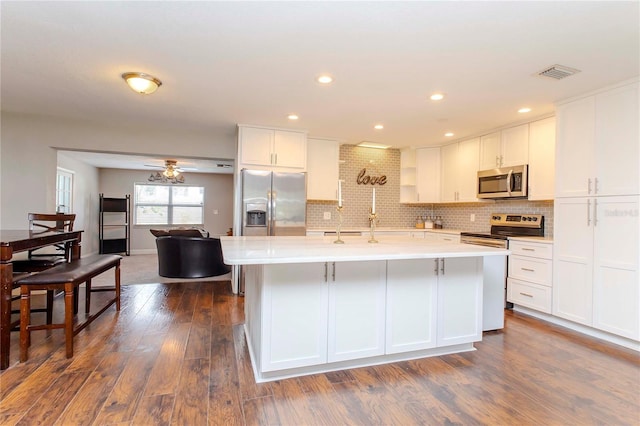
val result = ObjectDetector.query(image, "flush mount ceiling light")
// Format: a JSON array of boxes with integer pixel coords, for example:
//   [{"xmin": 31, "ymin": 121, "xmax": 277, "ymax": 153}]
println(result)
[
  {"xmin": 122, "ymin": 72, "xmax": 162, "ymax": 94},
  {"xmin": 518, "ymin": 107, "xmax": 532, "ymax": 113},
  {"xmin": 288, "ymin": 114, "xmax": 299, "ymax": 120},
  {"xmin": 374, "ymin": 124, "xmax": 384, "ymax": 130},
  {"xmin": 357, "ymin": 141, "xmax": 390, "ymax": 150},
  {"xmin": 444, "ymin": 132, "xmax": 454, "ymax": 137},
  {"xmin": 430, "ymin": 93, "xmax": 445, "ymax": 101},
  {"xmin": 317, "ymin": 75, "xmax": 333, "ymax": 84}
]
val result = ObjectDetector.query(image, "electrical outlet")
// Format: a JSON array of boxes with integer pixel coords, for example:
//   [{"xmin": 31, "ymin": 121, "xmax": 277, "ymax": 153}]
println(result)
[
  {"xmin": 470, "ymin": 213, "xmax": 475, "ymax": 222},
  {"xmin": 323, "ymin": 211, "xmax": 331, "ymax": 220}
]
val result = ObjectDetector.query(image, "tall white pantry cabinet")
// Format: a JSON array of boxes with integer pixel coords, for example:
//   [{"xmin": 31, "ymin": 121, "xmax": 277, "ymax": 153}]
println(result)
[{"xmin": 553, "ymin": 80, "xmax": 639, "ymax": 342}]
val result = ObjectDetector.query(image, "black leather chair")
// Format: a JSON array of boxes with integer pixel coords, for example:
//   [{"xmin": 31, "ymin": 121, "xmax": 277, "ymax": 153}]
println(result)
[{"xmin": 155, "ymin": 236, "xmax": 231, "ymax": 278}]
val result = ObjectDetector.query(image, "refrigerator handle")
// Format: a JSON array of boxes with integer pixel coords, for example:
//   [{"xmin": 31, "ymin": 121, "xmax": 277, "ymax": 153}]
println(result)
[
  {"xmin": 272, "ymin": 190, "xmax": 277, "ymax": 232},
  {"xmin": 267, "ymin": 190, "xmax": 272, "ymax": 235}
]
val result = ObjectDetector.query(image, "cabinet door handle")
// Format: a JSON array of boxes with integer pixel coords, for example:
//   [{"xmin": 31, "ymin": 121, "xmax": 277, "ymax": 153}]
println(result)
[
  {"xmin": 500, "ymin": 155, "xmax": 504, "ymax": 166},
  {"xmin": 332, "ymin": 262, "xmax": 336, "ymax": 282},
  {"xmin": 594, "ymin": 177, "xmax": 599, "ymax": 194},
  {"xmin": 440, "ymin": 258, "xmax": 445, "ymax": 275},
  {"xmin": 587, "ymin": 199, "xmax": 591, "ymax": 226},
  {"xmin": 324, "ymin": 262, "xmax": 328, "ymax": 282},
  {"xmin": 593, "ymin": 199, "xmax": 598, "ymax": 227},
  {"xmin": 274, "ymin": 153, "xmax": 278, "ymax": 165},
  {"xmin": 521, "ymin": 248, "xmax": 535, "ymax": 252},
  {"xmin": 434, "ymin": 258, "xmax": 439, "ymax": 275},
  {"xmin": 519, "ymin": 292, "xmax": 534, "ymax": 298},
  {"xmin": 521, "ymin": 268, "xmax": 535, "ymax": 272},
  {"xmin": 588, "ymin": 178, "xmax": 592, "ymax": 194},
  {"xmin": 496, "ymin": 156, "xmax": 500, "ymax": 167}
]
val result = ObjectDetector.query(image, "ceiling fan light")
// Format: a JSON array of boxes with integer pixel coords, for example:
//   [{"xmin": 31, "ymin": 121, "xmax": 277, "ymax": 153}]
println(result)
[{"xmin": 122, "ymin": 72, "xmax": 162, "ymax": 94}]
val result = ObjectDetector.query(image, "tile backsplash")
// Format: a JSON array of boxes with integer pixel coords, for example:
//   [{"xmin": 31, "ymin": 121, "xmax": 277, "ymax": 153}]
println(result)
[{"xmin": 307, "ymin": 145, "xmax": 555, "ymax": 237}]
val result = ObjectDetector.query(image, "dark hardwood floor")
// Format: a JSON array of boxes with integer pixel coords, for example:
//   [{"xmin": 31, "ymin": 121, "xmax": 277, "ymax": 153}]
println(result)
[{"xmin": 1, "ymin": 281, "xmax": 639, "ymax": 425}]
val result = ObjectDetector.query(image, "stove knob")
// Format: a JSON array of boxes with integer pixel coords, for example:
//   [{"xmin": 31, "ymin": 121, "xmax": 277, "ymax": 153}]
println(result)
[
  {"xmin": 533, "ymin": 217, "xmax": 538, "ymax": 222},
  {"xmin": 524, "ymin": 217, "xmax": 530, "ymax": 221}
]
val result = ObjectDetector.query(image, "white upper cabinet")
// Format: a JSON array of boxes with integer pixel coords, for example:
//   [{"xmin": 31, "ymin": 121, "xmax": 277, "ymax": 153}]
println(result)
[
  {"xmin": 479, "ymin": 124, "xmax": 529, "ymax": 170},
  {"xmin": 416, "ymin": 147, "xmax": 441, "ymax": 203},
  {"xmin": 400, "ymin": 148, "xmax": 440, "ymax": 203},
  {"xmin": 500, "ymin": 124, "xmax": 529, "ymax": 167},
  {"xmin": 528, "ymin": 117, "xmax": 556, "ymax": 200},
  {"xmin": 441, "ymin": 138, "xmax": 480, "ymax": 202},
  {"xmin": 479, "ymin": 132, "xmax": 502, "ymax": 169},
  {"xmin": 307, "ymin": 138, "xmax": 340, "ymax": 200},
  {"xmin": 238, "ymin": 125, "xmax": 307, "ymax": 171},
  {"xmin": 556, "ymin": 81, "xmax": 639, "ymax": 197}
]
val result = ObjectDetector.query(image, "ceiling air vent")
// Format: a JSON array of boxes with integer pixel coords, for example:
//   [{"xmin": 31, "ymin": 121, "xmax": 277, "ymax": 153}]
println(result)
[{"xmin": 536, "ymin": 64, "xmax": 581, "ymax": 80}]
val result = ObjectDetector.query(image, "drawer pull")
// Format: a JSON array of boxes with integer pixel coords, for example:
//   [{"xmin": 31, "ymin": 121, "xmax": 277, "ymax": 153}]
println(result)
[
  {"xmin": 521, "ymin": 268, "xmax": 535, "ymax": 272},
  {"xmin": 521, "ymin": 248, "xmax": 535, "ymax": 251},
  {"xmin": 519, "ymin": 292, "xmax": 534, "ymax": 298}
]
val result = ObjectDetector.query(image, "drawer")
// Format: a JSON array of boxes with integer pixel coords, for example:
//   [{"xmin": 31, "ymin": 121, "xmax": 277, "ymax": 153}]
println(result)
[
  {"xmin": 507, "ymin": 278, "xmax": 552, "ymax": 313},
  {"xmin": 508, "ymin": 240, "xmax": 553, "ymax": 260},
  {"xmin": 508, "ymin": 255, "xmax": 552, "ymax": 286}
]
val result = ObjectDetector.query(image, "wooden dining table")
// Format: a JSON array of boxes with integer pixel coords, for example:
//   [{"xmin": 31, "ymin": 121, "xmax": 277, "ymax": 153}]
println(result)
[{"xmin": 0, "ymin": 229, "xmax": 83, "ymax": 370}]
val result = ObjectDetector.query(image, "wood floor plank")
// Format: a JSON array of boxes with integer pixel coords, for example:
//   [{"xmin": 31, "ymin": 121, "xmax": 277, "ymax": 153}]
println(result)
[
  {"xmin": 143, "ymin": 322, "xmax": 192, "ymax": 397},
  {"xmin": 208, "ymin": 324, "xmax": 244, "ymax": 425},
  {"xmin": 296, "ymin": 373, "xmax": 359, "ymax": 425},
  {"xmin": 0, "ymin": 357, "xmax": 74, "ymax": 417},
  {"xmin": 54, "ymin": 351, "xmax": 130, "ymax": 425},
  {"xmin": 14, "ymin": 371, "xmax": 90, "ymax": 425},
  {"xmin": 232, "ymin": 324, "xmax": 272, "ymax": 401},
  {"xmin": 92, "ymin": 350, "xmax": 161, "ymax": 425},
  {"xmin": 241, "ymin": 395, "xmax": 281, "ymax": 426},
  {"xmin": 132, "ymin": 394, "xmax": 175, "ymax": 426},
  {"xmin": 171, "ymin": 358, "xmax": 210, "ymax": 425},
  {"xmin": 269, "ymin": 379, "xmax": 317, "ymax": 425}
]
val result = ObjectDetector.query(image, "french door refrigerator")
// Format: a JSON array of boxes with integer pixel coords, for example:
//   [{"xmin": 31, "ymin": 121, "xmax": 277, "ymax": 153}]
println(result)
[{"xmin": 241, "ymin": 169, "xmax": 307, "ymax": 237}]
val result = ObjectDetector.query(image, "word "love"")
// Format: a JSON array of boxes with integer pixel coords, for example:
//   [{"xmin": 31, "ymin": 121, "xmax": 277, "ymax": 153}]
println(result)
[{"xmin": 356, "ymin": 168, "xmax": 387, "ymax": 185}]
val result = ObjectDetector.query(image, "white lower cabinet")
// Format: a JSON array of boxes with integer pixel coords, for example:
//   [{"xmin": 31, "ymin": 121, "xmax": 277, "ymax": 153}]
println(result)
[
  {"xmin": 250, "ymin": 256, "xmax": 484, "ymax": 379},
  {"xmin": 261, "ymin": 263, "xmax": 328, "ymax": 372},
  {"xmin": 507, "ymin": 239, "xmax": 553, "ymax": 314},
  {"xmin": 436, "ymin": 257, "xmax": 483, "ymax": 346},
  {"xmin": 553, "ymin": 195, "xmax": 639, "ymax": 340},
  {"xmin": 386, "ymin": 259, "xmax": 438, "ymax": 354},
  {"xmin": 327, "ymin": 261, "xmax": 387, "ymax": 362}
]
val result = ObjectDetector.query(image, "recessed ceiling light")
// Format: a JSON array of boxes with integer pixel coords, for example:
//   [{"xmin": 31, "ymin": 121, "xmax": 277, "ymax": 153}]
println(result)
[
  {"xmin": 430, "ymin": 93, "xmax": 444, "ymax": 101},
  {"xmin": 374, "ymin": 124, "xmax": 384, "ymax": 130},
  {"xmin": 288, "ymin": 114, "xmax": 299, "ymax": 120},
  {"xmin": 444, "ymin": 132, "xmax": 454, "ymax": 137},
  {"xmin": 518, "ymin": 107, "xmax": 532, "ymax": 113},
  {"xmin": 317, "ymin": 75, "xmax": 333, "ymax": 84}
]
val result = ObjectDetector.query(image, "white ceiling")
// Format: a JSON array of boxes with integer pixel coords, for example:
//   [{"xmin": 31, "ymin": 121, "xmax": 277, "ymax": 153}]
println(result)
[{"xmin": 2, "ymin": 2, "xmax": 639, "ymax": 169}]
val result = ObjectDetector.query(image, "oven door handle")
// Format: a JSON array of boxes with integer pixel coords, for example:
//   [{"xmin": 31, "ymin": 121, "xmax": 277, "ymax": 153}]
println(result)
[{"xmin": 507, "ymin": 169, "xmax": 513, "ymax": 196}]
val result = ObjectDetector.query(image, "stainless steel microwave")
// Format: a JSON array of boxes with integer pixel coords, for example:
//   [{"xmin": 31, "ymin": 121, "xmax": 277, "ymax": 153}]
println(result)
[{"xmin": 477, "ymin": 165, "xmax": 528, "ymax": 199}]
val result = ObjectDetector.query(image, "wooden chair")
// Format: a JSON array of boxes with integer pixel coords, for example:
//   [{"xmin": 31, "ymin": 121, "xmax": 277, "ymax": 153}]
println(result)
[
  {"xmin": 11, "ymin": 213, "xmax": 76, "ymax": 328},
  {"xmin": 13, "ymin": 213, "xmax": 77, "ymax": 272}
]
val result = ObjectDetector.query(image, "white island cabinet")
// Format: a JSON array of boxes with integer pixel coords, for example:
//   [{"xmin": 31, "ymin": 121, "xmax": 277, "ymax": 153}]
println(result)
[{"xmin": 222, "ymin": 235, "xmax": 506, "ymax": 382}]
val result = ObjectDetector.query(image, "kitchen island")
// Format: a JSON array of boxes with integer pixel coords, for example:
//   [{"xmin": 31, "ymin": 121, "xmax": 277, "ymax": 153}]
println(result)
[{"xmin": 221, "ymin": 235, "xmax": 509, "ymax": 382}]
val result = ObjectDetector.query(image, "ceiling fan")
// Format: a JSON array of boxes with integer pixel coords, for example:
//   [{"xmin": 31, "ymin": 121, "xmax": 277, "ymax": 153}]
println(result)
[{"xmin": 145, "ymin": 160, "xmax": 192, "ymax": 183}]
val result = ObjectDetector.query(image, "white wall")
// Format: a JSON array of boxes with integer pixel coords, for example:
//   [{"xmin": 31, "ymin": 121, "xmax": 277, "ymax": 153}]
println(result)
[
  {"xmin": 99, "ymin": 169, "xmax": 234, "ymax": 253},
  {"xmin": 57, "ymin": 152, "xmax": 100, "ymax": 255},
  {"xmin": 0, "ymin": 111, "xmax": 236, "ymax": 234}
]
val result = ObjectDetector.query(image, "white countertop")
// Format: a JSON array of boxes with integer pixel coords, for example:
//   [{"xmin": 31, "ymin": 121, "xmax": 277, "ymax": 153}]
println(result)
[
  {"xmin": 508, "ymin": 236, "xmax": 554, "ymax": 243},
  {"xmin": 307, "ymin": 227, "xmax": 462, "ymax": 234},
  {"xmin": 221, "ymin": 235, "xmax": 509, "ymax": 265}
]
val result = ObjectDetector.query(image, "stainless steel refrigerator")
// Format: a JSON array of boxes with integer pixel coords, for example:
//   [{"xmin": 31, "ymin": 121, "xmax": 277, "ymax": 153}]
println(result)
[{"xmin": 241, "ymin": 169, "xmax": 307, "ymax": 237}]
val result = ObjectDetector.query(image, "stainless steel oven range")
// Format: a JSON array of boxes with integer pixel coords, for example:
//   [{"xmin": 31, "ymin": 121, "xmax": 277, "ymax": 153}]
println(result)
[{"xmin": 460, "ymin": 213, "xmax": 544, "ymax": 331}]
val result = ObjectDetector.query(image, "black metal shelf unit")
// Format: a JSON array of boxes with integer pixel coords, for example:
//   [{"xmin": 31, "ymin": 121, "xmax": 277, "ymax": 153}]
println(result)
[{"xmin": 99, "ymin": 193, "xmax": 130, "ymax": 255}]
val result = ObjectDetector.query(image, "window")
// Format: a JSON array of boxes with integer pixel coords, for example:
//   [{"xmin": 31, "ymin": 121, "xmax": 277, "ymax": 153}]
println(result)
[
  {"xmin": 56, "ymin": 168, "xmax": 73, "ymax": 213},
  {"xmin": 134, "ymin": 184, "xmax": 204, "ymax": 226}
]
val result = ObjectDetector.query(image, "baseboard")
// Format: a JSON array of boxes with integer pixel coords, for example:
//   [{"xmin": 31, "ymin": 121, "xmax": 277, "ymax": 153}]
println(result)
[{"xmin": 513, "ymin": 305, "xmax": 640, "ymax": 352}]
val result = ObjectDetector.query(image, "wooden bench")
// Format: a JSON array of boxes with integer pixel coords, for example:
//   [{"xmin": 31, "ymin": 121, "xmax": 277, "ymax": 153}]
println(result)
[{"xmin": 16, "ymin": 254, "xmax": 122, "ymax": 362}]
